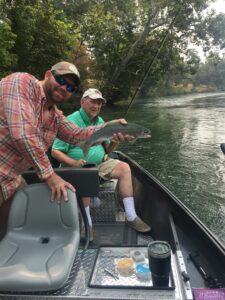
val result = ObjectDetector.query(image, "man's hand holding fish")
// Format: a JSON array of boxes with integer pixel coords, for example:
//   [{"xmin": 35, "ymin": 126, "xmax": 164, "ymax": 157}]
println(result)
[{"xmin": 103, "ymin": 118, "xmax": 135, "ymax": 143}]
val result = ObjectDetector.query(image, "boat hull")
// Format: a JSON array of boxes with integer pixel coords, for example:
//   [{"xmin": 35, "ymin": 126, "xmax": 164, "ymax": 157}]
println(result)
[{"xmin": 0, "ymin": 152, "xmax": 225, "ymax": 299}]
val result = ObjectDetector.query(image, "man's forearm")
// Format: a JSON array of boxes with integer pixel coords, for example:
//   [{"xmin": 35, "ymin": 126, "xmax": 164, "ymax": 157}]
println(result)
[{"xmin": 51, "ymin": 149, "xmax": 75, "ymax": 167}]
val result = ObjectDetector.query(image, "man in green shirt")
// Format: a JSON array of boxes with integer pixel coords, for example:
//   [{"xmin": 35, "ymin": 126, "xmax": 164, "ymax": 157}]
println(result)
[{"xmin": 52, "ymin": 88, "xmax": 151, "ymax": 240}]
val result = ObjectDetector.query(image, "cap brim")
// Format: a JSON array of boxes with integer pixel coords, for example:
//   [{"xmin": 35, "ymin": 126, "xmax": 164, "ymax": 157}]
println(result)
[
  {"xmin": 58, "ymin": 71, "xmax": 80, "ymax": 84},
  {"xmin": 89, "ymin": 94, "xmax": 106, "ymax": 103}
]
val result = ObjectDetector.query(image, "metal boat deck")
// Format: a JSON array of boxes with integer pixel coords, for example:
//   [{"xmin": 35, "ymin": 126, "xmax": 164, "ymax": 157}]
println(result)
[
  {"xmin": 0, "ymin": 194, "xmax": 192, "ymax": 300},
  {"xmin": 0, "ymin": 234, "xmax": 191, "ymax": 300},
  {"xmin": 1, "ymin": 153, "xmax": 225, "ymax": 300}
]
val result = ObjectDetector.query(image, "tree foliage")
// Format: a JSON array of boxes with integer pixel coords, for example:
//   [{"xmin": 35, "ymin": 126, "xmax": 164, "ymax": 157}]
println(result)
[
  {"xmin": 0, "ymin": 19, "xmax": 17, "ymax": 77},
  {"xmin": 194, "ymin": 55, "xmax": 225, "ymax": 90},
  {"xmin": 1, "ymin": 0, "xmax": 79, "ymax": 78},
  {"xmin": 0, "ymin": 0, "xmax": 224, "ymax": 103}
]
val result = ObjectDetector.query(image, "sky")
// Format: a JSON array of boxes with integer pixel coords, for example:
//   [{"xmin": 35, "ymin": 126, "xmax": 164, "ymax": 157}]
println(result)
[{"xmin": 209, "ymin": 0, "xmax": 225, "ymax": 13}]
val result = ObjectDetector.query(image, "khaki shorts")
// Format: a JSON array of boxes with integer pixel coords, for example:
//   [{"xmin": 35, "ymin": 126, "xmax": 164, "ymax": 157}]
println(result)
[{"xmin": 98, "ymin": 158, "xmax": 120, "ymax": 180}]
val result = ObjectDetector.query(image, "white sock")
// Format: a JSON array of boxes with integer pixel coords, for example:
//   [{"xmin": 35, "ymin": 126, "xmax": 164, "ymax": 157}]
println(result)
[
  {"xmin": 85, "ymin": 206, "xmax": 92, "ymax": 227},
  {"xmin": 122, "ymin": 197, "xmax": 137, "ymax": 221}
]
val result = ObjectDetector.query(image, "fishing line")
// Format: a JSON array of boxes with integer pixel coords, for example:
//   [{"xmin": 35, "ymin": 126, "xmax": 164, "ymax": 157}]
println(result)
[{"xmin": 123, "ymin": 0, "xmax": 186, "ymax": 119}]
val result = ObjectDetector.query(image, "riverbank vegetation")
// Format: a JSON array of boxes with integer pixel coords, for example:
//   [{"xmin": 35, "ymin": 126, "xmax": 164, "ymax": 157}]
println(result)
[{"xmin": 1, "ymin": 0, "xmax": 225, "ymax": 108}]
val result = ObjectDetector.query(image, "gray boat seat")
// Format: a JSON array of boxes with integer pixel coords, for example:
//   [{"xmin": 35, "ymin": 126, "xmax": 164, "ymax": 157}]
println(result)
[{"xmin": 0, "ymin": 183, "xmax": 80, "ymax": 292}]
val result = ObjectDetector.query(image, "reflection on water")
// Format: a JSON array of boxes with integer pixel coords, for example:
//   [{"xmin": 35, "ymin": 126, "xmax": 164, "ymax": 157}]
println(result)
[{"xmin": 102, "ymin": 92, "xmax": 225, "ymax": 245}]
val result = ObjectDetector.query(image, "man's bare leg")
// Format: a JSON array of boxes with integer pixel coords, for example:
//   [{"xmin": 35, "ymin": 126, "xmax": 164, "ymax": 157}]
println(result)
[{"xmin": 110, "ymin": 161, "xmax": 151, "ymax": 232}]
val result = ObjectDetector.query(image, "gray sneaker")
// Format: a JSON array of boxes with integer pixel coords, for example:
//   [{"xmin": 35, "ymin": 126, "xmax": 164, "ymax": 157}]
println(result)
[
  {"xmin": 81, "ymin": 226, "xmax": 94, "ymax": 242},
  {"xmin": 126, "ymin": 217, "xmax": 151, "ymax": 233}
]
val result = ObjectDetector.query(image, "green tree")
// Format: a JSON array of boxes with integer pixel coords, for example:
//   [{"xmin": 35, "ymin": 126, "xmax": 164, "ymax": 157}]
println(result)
[
  {"xmin": 0, "ymin": 19, "xmax": 17, "ymax": 77},
  {"xmin": 194, "ymin": 55, "xmax": 225, "ymax": 90},
  {"xmin": 2, "ymin": 0, "xmax": 225, "ymax": 102},
  {"xmin": 0, "ymin": 0, "xmax": 17, "ymax": 77},
  {"xmin": 3, "ymin": 0, "xmax": 79, "ymax": 78},
  {"xmin": 61, "ymin": 0, "xmax": 221, "ymax": 103}
]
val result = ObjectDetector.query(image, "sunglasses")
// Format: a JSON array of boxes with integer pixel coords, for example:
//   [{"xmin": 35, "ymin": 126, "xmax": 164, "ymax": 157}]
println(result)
[{"xmin": 52, "ymin": 72, "xmax": 77, "ymax": 93}]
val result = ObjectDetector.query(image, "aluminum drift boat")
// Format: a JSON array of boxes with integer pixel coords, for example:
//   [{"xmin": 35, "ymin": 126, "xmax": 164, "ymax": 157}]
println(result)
[{"xmin": 0, "ymin": 151, "xmax": 225, "ymax": 300}]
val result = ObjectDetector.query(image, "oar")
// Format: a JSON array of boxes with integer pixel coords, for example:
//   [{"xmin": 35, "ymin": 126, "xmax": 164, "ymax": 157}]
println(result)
[{"xmin": 220, "ymin": 143, "xmax": 225, "ymax": 154}]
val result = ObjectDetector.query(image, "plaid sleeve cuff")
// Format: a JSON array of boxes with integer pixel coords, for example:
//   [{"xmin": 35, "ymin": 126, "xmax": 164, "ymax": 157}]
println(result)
[{"xmin": 37, "ymin": 166, "xmax": 54, "ymax": 181}]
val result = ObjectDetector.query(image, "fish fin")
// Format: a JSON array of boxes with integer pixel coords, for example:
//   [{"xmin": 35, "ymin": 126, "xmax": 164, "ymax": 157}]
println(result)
[
  {"xmin": 82, "ymin": 144, "xmax": 91, "ymax": 156},
  {"xmin": 76, "ymin": 141, "xmax": 90, "ymax": 156},
  {"xmin": 130, "ymin": 138, "xmax": 138, "ymax": 145}
]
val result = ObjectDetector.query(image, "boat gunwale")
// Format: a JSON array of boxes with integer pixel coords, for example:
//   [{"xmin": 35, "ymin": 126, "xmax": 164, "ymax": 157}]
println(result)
[{"xmin": 116, "ymin": 151, "xmax": 225, "ymax": 256}]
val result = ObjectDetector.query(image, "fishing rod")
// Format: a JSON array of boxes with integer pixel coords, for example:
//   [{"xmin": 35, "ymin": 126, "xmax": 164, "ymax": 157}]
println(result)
[{"xmin": 123, "ymin": 0, "xmax": 186, "ymax": 119}]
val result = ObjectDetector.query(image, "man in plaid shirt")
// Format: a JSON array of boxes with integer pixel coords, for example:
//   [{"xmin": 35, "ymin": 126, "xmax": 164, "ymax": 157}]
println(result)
[{"xmin": 0, "ymin": 61, "xmax": 130, "ymax": 237}]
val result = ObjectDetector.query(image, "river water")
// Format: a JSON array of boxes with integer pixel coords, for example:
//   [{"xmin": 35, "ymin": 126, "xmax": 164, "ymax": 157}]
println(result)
[{"xmin": 102, "ymin": 92, "xmax": 225, "ymax": 246}]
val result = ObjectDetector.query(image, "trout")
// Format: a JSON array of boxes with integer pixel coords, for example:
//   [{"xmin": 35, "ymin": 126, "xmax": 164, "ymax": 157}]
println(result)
[{"xmin": 77, "ymin": 122, "xmax": 151, "ymax": 156}]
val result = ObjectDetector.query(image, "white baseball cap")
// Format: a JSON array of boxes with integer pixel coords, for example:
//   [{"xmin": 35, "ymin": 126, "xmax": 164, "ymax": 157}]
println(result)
[{"xmin": 82, "ymin": 88, "xmax": 106, "ymax": 103}]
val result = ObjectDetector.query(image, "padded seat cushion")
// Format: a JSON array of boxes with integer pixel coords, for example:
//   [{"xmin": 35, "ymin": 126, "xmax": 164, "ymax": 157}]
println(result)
[{"xmin": 0, "ymin": 183, "xmax": 80, "ymax": 292}]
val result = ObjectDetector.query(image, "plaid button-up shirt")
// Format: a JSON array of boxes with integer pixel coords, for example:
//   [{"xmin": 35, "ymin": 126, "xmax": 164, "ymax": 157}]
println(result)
[{"xmin": 0, "ymin": 72, "xmax": 101, "ymax": 200}]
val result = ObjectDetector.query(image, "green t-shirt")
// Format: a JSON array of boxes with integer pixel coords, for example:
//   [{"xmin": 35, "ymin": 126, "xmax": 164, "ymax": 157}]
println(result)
[{"xmin": 52, "ymin": 108, "xmax": 106, "ymax": 166}]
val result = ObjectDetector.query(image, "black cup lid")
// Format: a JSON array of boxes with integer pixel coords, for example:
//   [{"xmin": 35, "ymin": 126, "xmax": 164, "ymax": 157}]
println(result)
[{"xmin": 148, "ymin": 241, "xmax": 171, "ymax": 259}]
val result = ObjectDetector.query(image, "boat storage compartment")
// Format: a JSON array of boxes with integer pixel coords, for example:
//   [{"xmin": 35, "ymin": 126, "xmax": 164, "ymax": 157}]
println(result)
[
  {"xmin": 91, "ymin": 179, "xmax": 119, "ymax": 223},
  {"xmin": 89, "ymin": 246, "xmax": 175, "ymax": 290}
]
